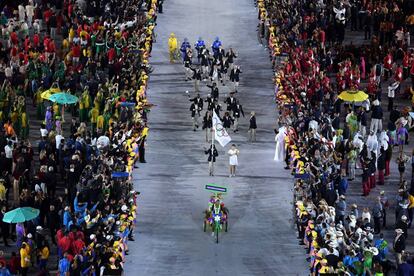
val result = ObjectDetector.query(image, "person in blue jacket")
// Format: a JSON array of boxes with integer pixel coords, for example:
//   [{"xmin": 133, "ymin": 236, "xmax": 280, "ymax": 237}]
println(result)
[
  {"xmin": 195, "ymin": 37, "xmax": 205, "ymax": 63},
  {"xmin": 211, "ymin": 37, "xmax": 222, "ymax": 58},
  {"xmin": 180, "ymin": 38, "xmax": 191, "ymax": 62}
]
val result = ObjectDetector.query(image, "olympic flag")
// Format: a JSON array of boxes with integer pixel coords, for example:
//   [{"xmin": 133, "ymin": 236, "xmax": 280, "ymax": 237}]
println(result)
[{"xmin": 212, "ymin": 111, "xmax": 231, "ymax": 147}]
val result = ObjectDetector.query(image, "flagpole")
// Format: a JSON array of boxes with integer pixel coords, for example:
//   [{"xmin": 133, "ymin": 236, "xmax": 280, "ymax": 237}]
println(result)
[{"xmin": 211, "ymin": 112, "xmax": 215, "ymax": 148}]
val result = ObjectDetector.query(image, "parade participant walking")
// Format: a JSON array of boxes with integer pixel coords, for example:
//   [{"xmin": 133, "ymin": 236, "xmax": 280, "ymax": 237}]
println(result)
[
  {"xmin": 249, "ymin": 111, "xmax": 257, "ymax": 142},
  {"xmin": 224, "ymin": 93, "xmax": 237, "ymax": 112},
  {"xmin": 211, "ymin": 37, "xmax": 222, "ymax": 59},
  {"xmin": 190, "ymin": 67, "xmax": 202, "ymax": 92},
  {"xmin": 228, "ymin": 144, "xmax": 239, "ymax": 177},
  {"xmin": 204, "ymin": 144, "xmax": 218, "ymax": 176},
  {"xmin": 207, "ymin": 83, "xmax": 220, "ymax": 100},
  {"xmin": 232, "ymin": 101, "xmax": 244, "ymax": 132},
  {"xmin": 222, "ymin": 112, "xmax": 233, "ymax": 131},
  {"xmin": 202, "ymin": 111, "xmax": 213, "ymax": 142},
  {"xmin": 229, "ymin": 65, "xmax": 242, "ymax": 92},
  {"xmin": 189, "ymin": 94, "xmax": 202, "ymax": 131},
  {"xmin": 168, "ymin": 33, "xmax": 178, "ymax": 63},
  {"xmin": 180, "ymin": 38, "xmax": 191, "ymax": 62},
  {"xmin": 195, "ymin": 37, "xmax": 206, "ymax": 63}
]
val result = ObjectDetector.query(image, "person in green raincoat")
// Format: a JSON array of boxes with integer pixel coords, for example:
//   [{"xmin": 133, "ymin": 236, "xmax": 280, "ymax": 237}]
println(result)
[
  {"xmin": 0, "ymin": 12, "xmax": 8, "ymax": 26},
  {"xmin": 34, "ymin": 88, "xmax": 45, "ymax": 119},
  {"xmin": 53, "ymin": 61, "xmax": 66, "ymax": 83},
  {"xmin": 346, "ymin": 110, "xmax": 358, "ymax": 137},
  {"xmin": 95, "ymin": 34, "xmax": 105, "ymax": 56}
]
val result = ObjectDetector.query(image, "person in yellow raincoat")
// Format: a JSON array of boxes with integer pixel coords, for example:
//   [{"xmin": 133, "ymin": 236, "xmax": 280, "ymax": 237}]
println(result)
[
  {"xmin": 79, "ymin": 89, "xmax": 91, "ymax": 122},
  {"xmin": 20, "ymin": 111, "xmax": 28, "ymax": 139},
  {"xmin": 168, "ymin": 33, "xmax": 178, "ymax": 63},
  {"xmin": 89, "ymin": 106, "xmax": 99, "ymax": 135}
]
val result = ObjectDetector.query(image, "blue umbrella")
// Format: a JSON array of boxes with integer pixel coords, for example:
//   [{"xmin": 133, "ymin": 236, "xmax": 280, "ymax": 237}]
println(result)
[
  {"xmin": 3, "ymin": 207, "xmax": 40, "ymax": 223},
  {"xmin": 120, "ymin": 102, "xmax": 136, "ymax": 107},
  {"xmin": 48, "ymin": 92, "xmax": 79, "ymax": 105}
]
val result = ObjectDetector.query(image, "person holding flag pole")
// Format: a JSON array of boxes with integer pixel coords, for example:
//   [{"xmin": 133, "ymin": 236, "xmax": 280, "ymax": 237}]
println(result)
[{"xmin": 204, "ymin": 111, "xmax": 232, "ymax": 176}]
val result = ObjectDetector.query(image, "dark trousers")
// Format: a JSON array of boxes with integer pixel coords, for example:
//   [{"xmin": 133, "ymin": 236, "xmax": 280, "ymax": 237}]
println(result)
[
  {"xmin": 363, "ymin": 179, "xmax": 370, "ymax": 195},
  {"xmin": 378, "ymin": 170, "xmax": 385, "ymax": 185},
  {"xmin": 388, "ymin": 97, "xmax": 394, "ymax": 111},
  {"xmin": 139, "ymin": 145, "xmax": 146, "ymax": 163},
  {"xmin": 385, "ymin": 160, "xmax": 390, "ymax": 176},
  {"xmin": 374, "ymin": 216, "xmax": 381, "ymax": 233}
]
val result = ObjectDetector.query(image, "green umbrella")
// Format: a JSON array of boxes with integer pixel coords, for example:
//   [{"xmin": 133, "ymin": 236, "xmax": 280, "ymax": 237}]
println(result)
[
  {"xmin": 48, "ymin": 92, "xmax": 79, "ymax": 105},
  {"xmin": 3, "ymin": 207, "xmax": 40, "ymax": 223}
]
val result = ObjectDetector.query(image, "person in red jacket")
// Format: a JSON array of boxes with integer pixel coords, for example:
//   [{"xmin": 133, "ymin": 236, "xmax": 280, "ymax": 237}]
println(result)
[
  {"xmin": 57, "ymin": 233, "xmax": 72, "ymax": 256},
  {"xmin": 33, "ymin": 32, "xmax": 40, "ymax": 50},
  {"xmin": 71, "ymin": 236, "xmax": 85, "ymax": 255},
  {"xmin": 383, "ymin": 52, "xmax": 393, "ymax": 80},
  {"xmin": 403, "ymin": 51, "xmax": 410, "ymax": 79},
  {"xmin": 395, "ymin": 66, "xmax": 403, "ymax": 82},
  {"xmin": 107, "ymin": 47, "xmax": 116, "ymax": 64},
  {"xmin": 47, "ymin": 39, "xmax": 56, "ymax": 61},
  {"xmin": 71, "ymin": 43, "xmax": 81, "ymax": 65},
  {"xmin": 8, "ymin": 252, "xmax": 20, "ymax": 275}
]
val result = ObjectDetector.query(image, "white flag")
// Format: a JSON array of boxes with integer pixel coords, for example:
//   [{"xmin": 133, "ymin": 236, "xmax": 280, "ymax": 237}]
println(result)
[{"xmin": 212, "ymin": 111, "xmax": 231, "ymax": 147}]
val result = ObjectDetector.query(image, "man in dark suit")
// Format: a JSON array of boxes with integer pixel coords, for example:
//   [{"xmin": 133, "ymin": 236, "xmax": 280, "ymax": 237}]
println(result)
[
  {"xmin": 190, "ymin": 101, "xmax": 202, "ymax": 131},
  {"xmin": 229, "ymin": 65, "xmax": 242, "ymax": 92},
  {"xmin": 394, "ymin": 228, "xmax": 406, "ymax": 265},
  {"xmin": 232, "ymin": 101, "xmax": 244, "ymax": 132},
  {"xmin": 205, "ymin": 94, "xmax": 214, "ymax": 111},
  {"xmin": 204, "ymin": 144, "xmax": 218, "ymax": 176},
  {"xmin": 207, "ymin": 82, "xmax": 219, "ymax": 100},
  {"xmin": 189, "ymin": 93, "xmax": 203, "ymax": 110},
  {"xmin": 224, "ymin": 93, "xmax": 237, "ymax": 111}
]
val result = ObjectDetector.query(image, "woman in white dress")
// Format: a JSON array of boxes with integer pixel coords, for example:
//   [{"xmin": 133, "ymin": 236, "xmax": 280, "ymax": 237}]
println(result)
[{"xmin": 228, "ymin": 144, "xmax": 239, "ymax": 177}]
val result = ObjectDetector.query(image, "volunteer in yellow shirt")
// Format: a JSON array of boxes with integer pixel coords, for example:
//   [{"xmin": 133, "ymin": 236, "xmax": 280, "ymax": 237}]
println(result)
[{"xmin": 20, "ymin": 242, "xmax": 31, "ymax": 275}]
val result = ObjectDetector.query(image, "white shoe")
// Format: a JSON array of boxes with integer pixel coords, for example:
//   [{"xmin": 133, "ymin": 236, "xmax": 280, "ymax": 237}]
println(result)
[
  {"xmin": 211, "ymin": 232, "xmax": 214, "ymax": 237},
  {"xmin": 229, "ymin": 174, "xmax": 232, "ymax": 177}
]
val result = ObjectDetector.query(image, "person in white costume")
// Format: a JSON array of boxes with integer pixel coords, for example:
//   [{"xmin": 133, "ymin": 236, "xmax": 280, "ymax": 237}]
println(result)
[{"xmin": 274, "ymin": 126, "xmax": 287, "ymax": 162}]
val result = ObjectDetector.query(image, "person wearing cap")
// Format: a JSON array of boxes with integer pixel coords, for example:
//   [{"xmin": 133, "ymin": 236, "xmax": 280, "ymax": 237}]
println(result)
[
  {"xmin": 318, "ymin": 259, "xmax": 330, "ymax": 274},
  {"xmin": 395, "ymin": 215, "xmax": 409, "ymax": 239},
  {"xmin": 211, "ymin": 37, "xmax": 222, "ymax": 59},
  {"xmin": 194, "ymin": 37, "xmax": 205, "ymax": 63},
  {"xmin": 180, "ymin": 38, "xmax": 191, "ymax": 62},
  {"xmin": 394, "ymin": 228, "xmax": 406, "ymax": 265}
]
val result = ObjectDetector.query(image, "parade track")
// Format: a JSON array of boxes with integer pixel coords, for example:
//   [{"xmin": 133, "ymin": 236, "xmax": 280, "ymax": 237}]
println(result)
[{"xmin": 126, "ymin": 0, "xmax": 308, "ymax": 275}]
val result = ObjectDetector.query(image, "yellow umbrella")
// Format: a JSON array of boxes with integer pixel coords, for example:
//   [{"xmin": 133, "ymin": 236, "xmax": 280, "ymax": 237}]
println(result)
[
  {"xmin": 338, "ymin": 90, "xmax": 368, "ymax": 102},
  {"xmin": 40, "ymin": 87, "xmax": 61, "ymax": 100}
]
